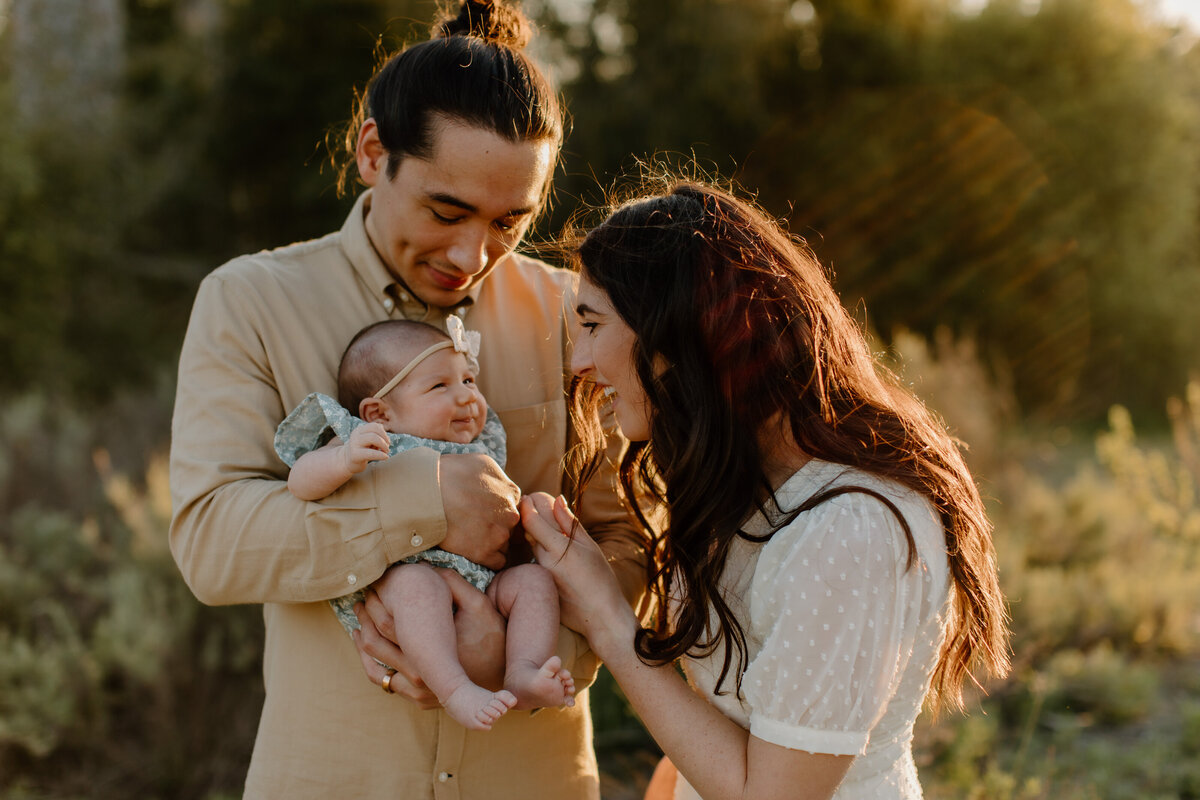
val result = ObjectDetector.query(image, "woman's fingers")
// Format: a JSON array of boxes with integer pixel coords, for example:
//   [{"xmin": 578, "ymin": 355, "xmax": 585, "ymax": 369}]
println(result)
[
  {"xmin": 520, "ymin": 493, "xmax": 568, "ymax": 553},
  {"xmin": 552, "ymin": 494, "xmax": 580, "ymax": 537}
]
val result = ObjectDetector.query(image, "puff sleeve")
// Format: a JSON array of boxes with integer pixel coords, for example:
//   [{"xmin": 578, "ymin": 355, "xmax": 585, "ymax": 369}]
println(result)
[{"xmin": 740, "ymin": 492, "xmax": 937, "ymax": 756}]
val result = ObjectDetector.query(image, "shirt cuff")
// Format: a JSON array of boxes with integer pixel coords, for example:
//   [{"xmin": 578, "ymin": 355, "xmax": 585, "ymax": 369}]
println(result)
[
  {"xmin": 371, "ymin": 446, "xmax": 446, "ymax": 563},
  {"xmin": 749, "ymin": 716, "xmax": 869, "ymax": 756}
]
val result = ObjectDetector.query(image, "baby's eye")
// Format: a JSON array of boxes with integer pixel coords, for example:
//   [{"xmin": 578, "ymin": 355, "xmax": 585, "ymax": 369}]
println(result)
[{"xmin": 463, "ymin": 376, "xmax": 476, "ymax": 385}]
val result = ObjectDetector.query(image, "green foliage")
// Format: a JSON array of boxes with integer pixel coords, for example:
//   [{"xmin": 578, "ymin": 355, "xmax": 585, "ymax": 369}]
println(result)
[
  {"xmin": 0, "ymin": 390, "xmax": 263, "ymax": 799},
  {"xmin": 558, "ymin": 0, "xmax": 1200, "ymax": 420},
  {"xmin": 890, "ymin": 333, "xmax": 1200, "ymax": 799},
  {"xmin": 0, "ymin": 0, "xmax": 425, "ymax": 403}
]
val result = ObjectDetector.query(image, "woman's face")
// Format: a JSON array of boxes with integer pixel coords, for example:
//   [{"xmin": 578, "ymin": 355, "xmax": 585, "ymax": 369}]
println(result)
[{"xmin": 571, "ymin": 274, "xmax": 653, "ymax": 441}]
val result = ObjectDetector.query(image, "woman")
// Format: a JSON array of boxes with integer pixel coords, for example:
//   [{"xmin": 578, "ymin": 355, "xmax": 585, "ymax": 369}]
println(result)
[{"xmin": 521, "ymin": 180, "xmax": 1010, "ymax": 799}]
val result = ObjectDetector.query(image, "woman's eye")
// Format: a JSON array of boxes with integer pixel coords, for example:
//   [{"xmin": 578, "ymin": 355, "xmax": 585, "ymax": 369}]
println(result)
[{"xmin": 580, "ymin": 321, "xmax": 599, "ymax": 334}]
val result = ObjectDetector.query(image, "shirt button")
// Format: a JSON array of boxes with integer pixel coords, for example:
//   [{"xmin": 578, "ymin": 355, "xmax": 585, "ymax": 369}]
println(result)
[
  {"xmin": 455, "ymin": 307, "xmax": 467, "ymax": 317},
  {"xmin": 438, "ymin": 772, "xmax": 450, "ymax": 783},
  {"xmin": 347, "ymin": 573, "xmax": 358, "ymax": 586},
  {"xmin": 410, "ymin": 534, "xmax": 423, "ymax": 547},
  {"xmin": 399, "ymin": 291, "xmax": 410, "ymax": 302},
  {"xmin": 383, "ymin": 297, "xmax": 395, "ymax": 312}
]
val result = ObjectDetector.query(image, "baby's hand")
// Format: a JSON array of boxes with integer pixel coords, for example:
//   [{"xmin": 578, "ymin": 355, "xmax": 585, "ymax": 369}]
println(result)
[{"xmin": 343, "ymin": 423, "xmax": 390, "ymax": 474}]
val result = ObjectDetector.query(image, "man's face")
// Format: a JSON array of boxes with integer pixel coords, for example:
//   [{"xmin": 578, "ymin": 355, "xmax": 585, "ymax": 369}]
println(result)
[{"xmin": 359, "ymin": 116, "xmax": 555, "ymax": 308}]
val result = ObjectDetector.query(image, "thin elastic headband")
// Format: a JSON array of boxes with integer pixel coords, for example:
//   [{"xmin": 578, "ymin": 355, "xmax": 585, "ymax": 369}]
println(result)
[
  {"xmin": 372, "ymin": 315, "xmax": 480, "ymax": 400},
  {"xmin": 372, "ymin": 341, "xmax": 454, "ymax": 400}
]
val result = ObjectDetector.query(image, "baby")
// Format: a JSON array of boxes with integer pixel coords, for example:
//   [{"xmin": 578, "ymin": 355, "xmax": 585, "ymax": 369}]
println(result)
[{"xmin": 274, "ymin": 316, "xmax": 574, "ymax": 730}]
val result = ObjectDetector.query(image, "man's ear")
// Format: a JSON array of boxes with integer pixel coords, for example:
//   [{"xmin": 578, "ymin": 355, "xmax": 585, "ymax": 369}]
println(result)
[
  {"xmin": 356, "ymin": 118, "xmax": 386, "ymax": 187},
  {"xmin": 359, "ymin": 397, "xmax": 390, "ymax": 423}
]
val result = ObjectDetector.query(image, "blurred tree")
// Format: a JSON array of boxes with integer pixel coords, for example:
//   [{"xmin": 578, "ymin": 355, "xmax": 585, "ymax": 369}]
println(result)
[
  {"xmin": 556, "ymin": 0, "xmax": 1200, "ymax": 420},
  {"xmin": 0, "ymin": 0, "xmax": 439, "ymax": 402},
  {"xmin": 925, "ymin": 0, "xmax": 1200, "ymax": 418},
  {"xmin": 2, "ymin": 0, "xmax": 1197, "ymax": 418}
]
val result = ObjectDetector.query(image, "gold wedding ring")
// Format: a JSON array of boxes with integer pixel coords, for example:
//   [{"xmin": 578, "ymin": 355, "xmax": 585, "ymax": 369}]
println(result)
[{"xmin": 381, "ymin": 669, "xmax": 397, "ymax": 694}]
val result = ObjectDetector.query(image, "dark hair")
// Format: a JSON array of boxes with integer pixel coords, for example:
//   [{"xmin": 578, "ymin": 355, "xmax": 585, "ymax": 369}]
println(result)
[
  {"xmin": 337, "ymin": 319, "xmax": 450, "ymax": 412},
  {"xmin": 567, "ymin": 180, "xmax": 1010, "ymax": 713},
  {"xmin": 338, "ymin": 0, "xmax": 563, "ymax": 204}
]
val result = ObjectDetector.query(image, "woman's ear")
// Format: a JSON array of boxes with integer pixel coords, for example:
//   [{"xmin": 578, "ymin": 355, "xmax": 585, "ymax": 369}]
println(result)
[
  {"xmin": 356, "ymin": 118, "xmax": 386, "ymax": 187},
  {"xmin": 359, "ymin": 397, "xmax": 390, "ymax": 424}
]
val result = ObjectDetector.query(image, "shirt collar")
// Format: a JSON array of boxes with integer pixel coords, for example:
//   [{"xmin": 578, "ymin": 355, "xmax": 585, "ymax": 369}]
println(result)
[{"xmin": 340, "ymin": 189, "xmax": 479, "ymax": 322}]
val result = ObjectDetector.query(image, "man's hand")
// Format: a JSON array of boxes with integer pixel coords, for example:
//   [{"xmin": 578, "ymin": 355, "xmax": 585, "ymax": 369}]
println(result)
[
  {"xmin": 438, "ymin": 569, "xmax": 506, "ymax": 691},
  {"xmin": 352, "ymin": 566, "xmax": 508, "ymax": 704},
  {"xmin": 438, "ymin": 453, "xmax": 519, "ymax": 570},
  {"xmin": 353, "ymin": 589, "xmax": 438, "ymax": 708}
]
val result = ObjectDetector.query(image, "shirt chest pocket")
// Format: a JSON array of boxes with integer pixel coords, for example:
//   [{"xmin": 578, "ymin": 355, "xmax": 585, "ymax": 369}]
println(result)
[{"xmin": 495, "ymin": 400, "xmax": 567, "ymax": 495}]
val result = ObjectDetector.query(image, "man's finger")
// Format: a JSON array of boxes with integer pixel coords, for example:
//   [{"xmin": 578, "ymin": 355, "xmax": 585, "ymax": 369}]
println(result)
[
  {"xmin": 435, "ymin": 568, "xmax": 489, "ymax": 612},
  {"xmin": 361, "ymin": 588, "xmax": 397, "ymax": 640}
]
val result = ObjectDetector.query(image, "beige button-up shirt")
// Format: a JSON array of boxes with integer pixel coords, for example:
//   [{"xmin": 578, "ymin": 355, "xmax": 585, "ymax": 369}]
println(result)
[{"xmin": 169, "ymin": 191, "xmax": 648, "ymax": 799}]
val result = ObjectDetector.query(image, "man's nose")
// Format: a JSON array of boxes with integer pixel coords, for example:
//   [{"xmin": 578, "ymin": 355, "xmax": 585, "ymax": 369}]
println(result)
[{"xmin": 445, "ymin": 225, "xmax": 490, "ymax": 276}]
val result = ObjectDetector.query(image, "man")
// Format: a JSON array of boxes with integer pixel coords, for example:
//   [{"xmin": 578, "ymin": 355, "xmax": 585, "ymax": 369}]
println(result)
[{"xmin": 168, "ymin": 3, "xmax": 647, "ymax": 798}]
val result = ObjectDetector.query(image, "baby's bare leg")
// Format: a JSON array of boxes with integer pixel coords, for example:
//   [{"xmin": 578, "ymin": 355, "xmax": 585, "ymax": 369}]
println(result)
[
  {"xmin": 380, "ymin": 563, "xmax": 516, "ymax": 730},
  {"xmin": 486, "ymin": 563, "xmax": 575, "ymax": 710}
]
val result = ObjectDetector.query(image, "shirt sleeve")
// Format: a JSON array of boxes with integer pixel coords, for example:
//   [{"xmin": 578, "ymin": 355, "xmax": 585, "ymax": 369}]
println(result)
[
  {"xmin": 741, "ymin": 490, "xmax": 931, "ymax": 756},
  {"xmin": 169, "ymin": 269, "xmax": 448, "ymax": 606}
]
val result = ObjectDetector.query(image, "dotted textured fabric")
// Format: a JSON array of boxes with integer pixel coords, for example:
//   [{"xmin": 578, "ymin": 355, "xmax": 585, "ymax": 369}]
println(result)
[{"xmin": 675, "ymin": 459, "xmax": 951, "ymax": 799}]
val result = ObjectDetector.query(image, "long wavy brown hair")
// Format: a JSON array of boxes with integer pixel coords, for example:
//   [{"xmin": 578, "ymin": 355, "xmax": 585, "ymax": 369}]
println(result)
[{"xmin": 567, "ymin": 179, "xmax": 1010, "ymax": 713}]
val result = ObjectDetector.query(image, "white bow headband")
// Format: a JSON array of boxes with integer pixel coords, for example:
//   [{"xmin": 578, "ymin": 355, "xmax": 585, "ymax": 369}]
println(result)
[{"xmin": 372, "ymin": 316, "xmax": 481, "ymax": 400}]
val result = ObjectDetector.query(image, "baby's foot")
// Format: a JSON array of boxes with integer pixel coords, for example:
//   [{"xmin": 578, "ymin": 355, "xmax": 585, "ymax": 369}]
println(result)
[
  {"xmin": 442, "ymin": 683, "xmax": 518, "ymax": 731},
  {"xmin": 507, "ymin": 655, "xmax": 576, "ymax": 710}
]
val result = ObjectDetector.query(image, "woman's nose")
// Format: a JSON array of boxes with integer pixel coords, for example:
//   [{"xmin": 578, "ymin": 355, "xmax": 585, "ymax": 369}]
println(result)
[{"xmin": 570, "ymin": 337, "xmax": 592, "ymax": 377}]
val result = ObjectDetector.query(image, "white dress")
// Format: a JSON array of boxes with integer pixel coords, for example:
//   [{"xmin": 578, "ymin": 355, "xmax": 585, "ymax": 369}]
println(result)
[{"xmin": 674, "ymin": 459, "xmax": 951, "ymax": 799}]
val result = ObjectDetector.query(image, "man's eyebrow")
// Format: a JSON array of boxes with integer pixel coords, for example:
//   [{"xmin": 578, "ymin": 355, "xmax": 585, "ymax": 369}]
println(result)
[
  {"xmin": 427, "ymin": 192, "xmax": 477, "ymax": 213},
  {"xmin": 427, "ymin": 192, "xmax": 533, "ymax": 218}
]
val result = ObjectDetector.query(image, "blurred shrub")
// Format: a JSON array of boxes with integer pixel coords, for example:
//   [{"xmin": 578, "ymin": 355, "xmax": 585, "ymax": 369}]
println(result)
[
  {"xmin": 998, "ymin": 384, "xmax": 1200, "ymax": 663},
  {"xmin": 0, "ymin": 392, "xmax": 262, "ymax": 800},
  {"xmin": 1038, "ymin": 644, "xmax": 1160, "ymax": 725},
  {"xmin": 891, "ymin": 332, "xmax": 1200, "ymax": 798}
]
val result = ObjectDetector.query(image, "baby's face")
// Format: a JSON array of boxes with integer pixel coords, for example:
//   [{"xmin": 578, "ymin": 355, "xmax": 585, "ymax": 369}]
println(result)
[{"xmin": 381, "ymin": 348, "xmax": 487, "ymax": 444}]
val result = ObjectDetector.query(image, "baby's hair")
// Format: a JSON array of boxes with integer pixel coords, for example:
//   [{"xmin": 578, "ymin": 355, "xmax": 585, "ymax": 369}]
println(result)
[{"xmin": 337, "ymin": 320, "xmax": 452, "ymax": 412}]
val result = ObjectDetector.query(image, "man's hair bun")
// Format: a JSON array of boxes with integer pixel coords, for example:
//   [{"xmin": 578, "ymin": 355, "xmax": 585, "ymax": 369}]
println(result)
[{"xmin": 435, "ymin": 0, "xmax": 530, "ymax": 49}]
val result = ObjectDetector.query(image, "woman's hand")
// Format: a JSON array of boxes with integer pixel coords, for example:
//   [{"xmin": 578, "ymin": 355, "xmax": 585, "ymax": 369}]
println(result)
[{"xmin": 520, "ymin": 492, "xmax": 639, "ymax": 660}]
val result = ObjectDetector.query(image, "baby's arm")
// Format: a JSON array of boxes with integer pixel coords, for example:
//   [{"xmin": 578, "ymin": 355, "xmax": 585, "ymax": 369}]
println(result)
[{"xmin": 287, "ymin": 423, "xmax": 391, "ymax": 501}]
